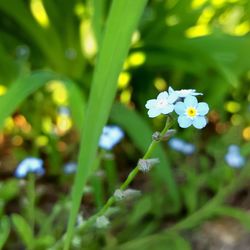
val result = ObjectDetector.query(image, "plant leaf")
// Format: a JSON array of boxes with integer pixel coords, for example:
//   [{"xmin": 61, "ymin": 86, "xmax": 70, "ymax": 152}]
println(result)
[
  {"xmin": 0, "ymin": 216, "xmax": 11, "ymax": 250},
  {"xmin": 12, "ymin": 214, "xmax": 34, "ymax": 249},
  {"xmin": 64, "ymin": 0, "xmax": 148, "ymax": 248}
]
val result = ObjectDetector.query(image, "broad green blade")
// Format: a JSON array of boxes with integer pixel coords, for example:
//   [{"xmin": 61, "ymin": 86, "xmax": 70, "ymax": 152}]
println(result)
[
  {"xmin": 64, "ymin": 0, "xmax": 148, "ymax": 249},
  {"xmin": 0, "ymin": 71, "xmax": 85, "ymax": 131},
  {"xmin": 12, "ymin": 214, "xmax": 34, "ymax": 249},
  {"xmin": 0, "ymin": 216, "xmax": 10, "ymax": 250}
]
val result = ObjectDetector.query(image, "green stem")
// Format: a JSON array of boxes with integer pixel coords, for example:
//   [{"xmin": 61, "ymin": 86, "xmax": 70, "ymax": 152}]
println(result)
[
  {"xmin": 27, "ymin": 173, "xmax": 36, "ymax": 249},
  {"xmin": 113, "ymin": 162, "xmax": 250, "ymax": 250},
  {"xmin": 52, "ymin": 117, "xmax": 172, "ymax": 250}
]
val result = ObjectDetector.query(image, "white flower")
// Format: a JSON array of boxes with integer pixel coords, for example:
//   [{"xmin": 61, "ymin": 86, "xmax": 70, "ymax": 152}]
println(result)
[
  {"xmin": 168, "ymin": 87, "xmax": 202, "ymax": 98},
  {"xmin": 145, "ymin": 91, "xmax": 178, "ymax": 118}
]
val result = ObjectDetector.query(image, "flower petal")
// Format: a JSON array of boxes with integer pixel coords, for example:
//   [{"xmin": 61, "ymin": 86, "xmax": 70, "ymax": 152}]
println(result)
[
  {"xmin": 161, "ymin": 104, "xmax": 174, "ymax": 114},
  {"xmin": 157, "ymin": 91, "xmax": 168, "ymax": 100},
  {"xmin": 193, "ymin": 116, "xmax": 207, "ymax": 129},
  {"xmin": 148, "ymin": 108, "xmax": 161, "ymax": 118},
  {"xmin": 177, "ymin": 115, "xmax": 192, "ymax": 128},
  {"xmin": 167, "ymin": 92, "xmax": 179, "ymax": 103},
  {"xmin": 197, "ymin": 102, "xmax": 209, "ymax": 115},
  {"xmin": 184, "ymin": 96, "xmax": 198, "ymax": 107},
  {"xmin": 145, "ymin": 99, "xmax": 156, "ymax": 109},
  {"xmin": 168, "ymin": 86, "xmax": 175, "ymax": 93},
  {"xmin": 174, "ymin": 102, "xmax": 185, "ymax": 115}
]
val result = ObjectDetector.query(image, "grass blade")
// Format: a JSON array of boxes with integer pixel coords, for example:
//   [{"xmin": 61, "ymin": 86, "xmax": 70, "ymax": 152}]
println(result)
[{"xmin": 64, "ymin": 0, "xmax": 148, "ymax": 249}]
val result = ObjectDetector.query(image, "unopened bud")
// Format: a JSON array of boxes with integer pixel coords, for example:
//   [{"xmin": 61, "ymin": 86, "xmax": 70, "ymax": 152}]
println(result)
[
  {"xmin": 114, "ymin": 188, "xmax": 141, "ymax": 201},
  {"xmin": 138, "ymin": 158, "xmax": 160, "ymax": 172},
  {"xmin": 152, "ymin": 132, "xmax": 161, "ymax": 141},
  {"xmin": 162, "ymin": 129, "xmax": 176, "ymax": 140}
]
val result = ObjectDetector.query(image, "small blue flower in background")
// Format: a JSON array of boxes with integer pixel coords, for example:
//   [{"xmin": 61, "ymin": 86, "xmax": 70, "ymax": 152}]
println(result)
[
  {"xmin": 168, "ymin": 87, "xmax": 202, "ymax": 98},
  {"xmin": 225, "ymin": 145, "xmax": 245, "ymax": 168},
  {"xmin": 168, "ymin": 138, "xmax": 195, "ymax": 155},
  {"xmin": 174, "ymin": 95, "xmax": 209, "ymax": 129},
  {"xmin": 63, "ymin": 162, "xmax": 77, "ymax": 174},
  {"xmin": 145, "ymin": 91, "xmax": 178, "ymax": 118},
  {"xmin": 99, "ymin": 125, "xmax": 124, "ymax": 150},
  {"xmin": 58, "ymin": 106, "xmax": 70, "ymax": 116},
  {"xmin": 14, "ymin": 157, "xmax": 44, "ymax": 178}
]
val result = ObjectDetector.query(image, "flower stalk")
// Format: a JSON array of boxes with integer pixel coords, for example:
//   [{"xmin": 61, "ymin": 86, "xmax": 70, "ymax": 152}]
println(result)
[{"xmin": 52, "ymin": 117, "xmax": 172, "ymax": 249}]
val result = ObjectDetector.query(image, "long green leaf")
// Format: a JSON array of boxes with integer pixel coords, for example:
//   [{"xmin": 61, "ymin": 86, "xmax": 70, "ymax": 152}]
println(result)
[
  {"xmin": 64, "ymin": 0, "xmax": 148, "ymax": 249},
  {"xmin": 12, "ymin": 214, "xmax": 34, "ymax": 249},
  {"xmin": 0, "ymin": 216, "xmax": 10, "ymax": 250}
]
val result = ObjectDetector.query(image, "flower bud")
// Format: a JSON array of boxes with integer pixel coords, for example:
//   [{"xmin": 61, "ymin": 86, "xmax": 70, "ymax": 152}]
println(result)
[
  {"xmin": 162, "ymin": 129, "xmax": 176, "ymax": 140},
  {"xmin": 138, "ymin": 158, "xmax": 160, "ymax": 172},
  {"xmin": 152, "ymin": 131, "xmax": 161, "ymax": 141},
  {"xmin": 114, "ymin": 188, "xmax": 141, "ymax": 201}
]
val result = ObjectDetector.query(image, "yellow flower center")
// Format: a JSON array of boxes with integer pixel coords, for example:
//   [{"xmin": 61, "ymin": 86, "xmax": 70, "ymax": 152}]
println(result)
[{"xmin": 186, "ymin": 107, "xmax": 197, "ymax": 118}]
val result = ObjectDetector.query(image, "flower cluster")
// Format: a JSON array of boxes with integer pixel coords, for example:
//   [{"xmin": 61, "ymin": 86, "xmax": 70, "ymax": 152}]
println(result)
[
  {"xmin": 225, "ymin": 145, "xmax": 245, "ymax": 168},
  {"xmin": 145, "ymin": 87, "xmax": 209, "ymax": 129},
  {"xmin": 14, "ymin": 157, "xmax": 45, "ymax": 178},
  {"xmin": 99, "ymin": 125, "xmax": 124, "ymax": 150}
]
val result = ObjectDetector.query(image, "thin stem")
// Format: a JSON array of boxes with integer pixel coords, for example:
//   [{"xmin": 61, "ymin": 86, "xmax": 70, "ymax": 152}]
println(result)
[
  {"xmin": 79, "ymin": 117, "xmax": 172, "ymax": 230},
  {"xmin": 52, "ymin": 117, "xmax": 172, "ymax": 250},
  {"xmin": 27, "ymin": 173, "xmax": 36, "ymax": 249},
  {"xmin": 113, "ymin": 162, "xmax": 250, "ymax": 250}
]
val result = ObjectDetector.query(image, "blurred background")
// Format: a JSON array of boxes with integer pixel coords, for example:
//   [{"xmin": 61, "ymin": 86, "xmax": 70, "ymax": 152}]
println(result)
[{"xmin": 0, "ymin": 0, "xmax": 250, "ymax": 249}]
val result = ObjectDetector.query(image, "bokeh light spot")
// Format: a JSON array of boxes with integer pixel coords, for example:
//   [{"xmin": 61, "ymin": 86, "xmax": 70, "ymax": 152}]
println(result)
[
  {"xmin": 225, "ymin": 101, "xmax": 241, "ymax": 113},
  {"xmin": 0, "ymin": 85, "xmax": 7, "ymax": 96},
  {"xmin": 30, "ymin": 0, "xmax": 50, "ymax": 28},
  {"xmin": 128, "ymin": 52, "xmax": 146, "ymax": 67},
  {"xmin": 243, "ymin": 127, "xmax": 250, "ymax": 141},
  {"xmin": 118, "ymin": 72, "xmax": 131, "ymax": 89}
]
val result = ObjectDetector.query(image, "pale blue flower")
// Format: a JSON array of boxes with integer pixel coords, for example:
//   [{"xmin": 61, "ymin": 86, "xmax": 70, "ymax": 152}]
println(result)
[
  {"xmin": 225, "ymin": 145, "xmax": 245, "ymax": 168},
  {"xmin": 168, "ymin": 138, "xmax": 195, "ymax": 155},
  {"xmin": 168, "ymin": 87, "xmax": 202, "ymax": 98},
  {"xmin": 99, "ymin": 125, "xmax": 124, "ymax": 150},
  {"xmin": 174, "ymin": 96, "xmax": 209, "ymax": 129},
  {"xmin": 145, "ymin": 91, "xmax": 178, "ymax": 118},
  {"xmin": 14, "ymin": 157, "xmax": 44, "ymax": 178},
  {"xmin": 63, "ymin": 162, "xmax": 77, "ymax": 174},
  {"xmin": 58, "ymin": 106, "xmax": 70, "ymax": 116}
]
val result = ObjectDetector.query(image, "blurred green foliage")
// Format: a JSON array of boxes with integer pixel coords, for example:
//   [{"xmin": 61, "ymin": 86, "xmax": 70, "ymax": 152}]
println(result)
[{"xmin": 0, "ymin": 0, "xmax": 250, "ymax": 249}]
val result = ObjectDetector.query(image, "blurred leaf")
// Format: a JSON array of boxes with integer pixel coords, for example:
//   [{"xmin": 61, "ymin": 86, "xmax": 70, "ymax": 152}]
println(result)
[
  {"xmin": 215, "ymin": 206, "xmax": 250, "ymax": 230},
  {"xmin": 35, "ymin": 235, "xmax": 55, "ymax": 249},
  {"xmin": 0, "ymin": 179, "xmax": 19, "ymax": 201},
  {"xmin": 0, "ymin": 216, "xmax": 10, "ymax": 250},
  {"xmin": 66, "ymin": 82, "xmax": 86, "ymax": 131},
  {"xmin": 128, "ymin": 196, "xmax": 152, "ymax": 225},
  {"xmin": 12, "ymin": 214, "xmax": 34, "ymax": 249},
  {"xmin": 107, "ymin": 232, "xmax": 191, "ymax": 250}
]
